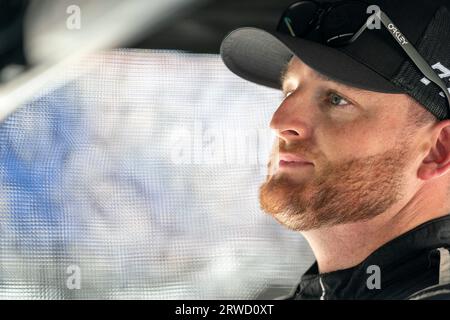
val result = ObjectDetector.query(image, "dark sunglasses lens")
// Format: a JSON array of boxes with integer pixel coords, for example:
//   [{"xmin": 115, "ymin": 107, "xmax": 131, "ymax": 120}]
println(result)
[
  {"xmin": 321, "ymin": 2, "xmax": 368, "ymax": 46},
  {"xmin": 276, "ymin": 1, "xmax": 319, "ymax": 37}
]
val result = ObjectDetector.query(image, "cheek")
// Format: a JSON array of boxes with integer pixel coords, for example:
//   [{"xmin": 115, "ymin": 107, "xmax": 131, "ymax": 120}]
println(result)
[{"xmin": 315, "ymin": 121, "xmax": 400, "ymax": 161}]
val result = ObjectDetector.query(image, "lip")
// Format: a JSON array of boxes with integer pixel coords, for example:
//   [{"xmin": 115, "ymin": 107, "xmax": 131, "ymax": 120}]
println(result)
[
  {"xmin": 278, "ymin": 153, "xmax": 314, "ymax": 168},
  {"xmin": 279, "ymin": 153, "xmax": 313, "ymax": 164}
]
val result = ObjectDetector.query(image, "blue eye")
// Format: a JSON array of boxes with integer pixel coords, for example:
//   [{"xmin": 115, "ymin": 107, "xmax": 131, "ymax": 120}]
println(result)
[{"xmin": 329, "ymin": 93, "xmax": 350, "ymax": 107}]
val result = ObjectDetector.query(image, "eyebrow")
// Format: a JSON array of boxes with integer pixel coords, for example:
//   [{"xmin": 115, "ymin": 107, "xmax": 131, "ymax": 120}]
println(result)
[{"xmin": 279, "ymin": 61, "xmax": 291, "ymax": 90}]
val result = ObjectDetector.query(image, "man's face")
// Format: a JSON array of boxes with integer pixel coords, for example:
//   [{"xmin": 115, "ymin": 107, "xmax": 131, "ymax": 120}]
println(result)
[{"xmin": 259, "ymin": 57, "xmax": 422, "ymax": 231}]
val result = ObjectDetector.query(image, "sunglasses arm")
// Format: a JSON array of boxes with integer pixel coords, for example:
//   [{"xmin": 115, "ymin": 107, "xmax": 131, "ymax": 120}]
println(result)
[
  {"xmin": 380, "ymin": 11, "xmax": 450, "ymax": 116},
  {"xmin": 350, "ymin": 11, "xmax": 450, "ymax": 117}
]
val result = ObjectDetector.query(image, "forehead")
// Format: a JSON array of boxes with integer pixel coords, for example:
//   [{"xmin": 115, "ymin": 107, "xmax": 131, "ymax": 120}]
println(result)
[
  {"xmin": 282, "ymin": 57, "xmax": 330, "ymax": 82},
  {"xmin": 281, "ymin": 56, "xmax": 358, "ymax": 92}
]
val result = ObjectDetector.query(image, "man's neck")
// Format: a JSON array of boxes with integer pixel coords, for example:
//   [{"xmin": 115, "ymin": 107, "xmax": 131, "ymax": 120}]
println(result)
[{"xmin": 301, "ymin": 183, "xmax": 450, "ymax": 274}]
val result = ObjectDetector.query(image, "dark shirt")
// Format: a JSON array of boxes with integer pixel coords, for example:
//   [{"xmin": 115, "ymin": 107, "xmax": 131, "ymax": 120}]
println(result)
[{"xmin": 287, "ymin": 215, "xmax": 450, "ymax": 300}]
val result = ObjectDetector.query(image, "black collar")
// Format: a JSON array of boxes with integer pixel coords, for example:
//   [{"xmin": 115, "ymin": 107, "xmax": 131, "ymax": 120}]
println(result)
[{"xmin": 295, "ymin": 215, "xmax": 450, "ymax": 299}]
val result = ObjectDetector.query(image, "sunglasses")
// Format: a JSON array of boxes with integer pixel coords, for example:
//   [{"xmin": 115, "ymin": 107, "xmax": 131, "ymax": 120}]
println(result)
[{"xmin": 276, "ymin": 0, "xmax": 450, "ymax": 114}]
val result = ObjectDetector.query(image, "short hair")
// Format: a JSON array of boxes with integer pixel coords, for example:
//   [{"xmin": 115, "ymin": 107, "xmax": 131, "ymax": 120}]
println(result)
[{"xmin": 406, "ymin": 97, "xmax": 438, "ymax": 128}]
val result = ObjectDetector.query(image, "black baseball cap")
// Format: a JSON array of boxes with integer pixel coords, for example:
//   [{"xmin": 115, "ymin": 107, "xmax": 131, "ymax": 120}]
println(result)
[{"xmin": 220, "ymin": 0, "xmax": 450, "ymax": 120}]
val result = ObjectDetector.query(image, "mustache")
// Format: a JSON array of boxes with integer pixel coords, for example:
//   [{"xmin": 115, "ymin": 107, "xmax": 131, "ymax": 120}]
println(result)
[
  {"xmin": 266, "ymin": 140, "xmax": 319, "ymax": 177},
  {"xmin": 274, "ymin": 139, "xmax": 317, "ymax": 159}
]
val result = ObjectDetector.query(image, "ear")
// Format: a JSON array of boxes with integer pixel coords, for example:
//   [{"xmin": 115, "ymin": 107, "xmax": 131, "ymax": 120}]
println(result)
[{"xmin": 418, "ymin": 121, "xmax": 450, "ymax": 181}]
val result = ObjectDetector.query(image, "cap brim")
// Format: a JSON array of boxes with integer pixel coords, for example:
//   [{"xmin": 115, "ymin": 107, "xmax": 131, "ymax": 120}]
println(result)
[{"xmin": 220, "ymin": 27, "xmax": 403, "ymax": 94}]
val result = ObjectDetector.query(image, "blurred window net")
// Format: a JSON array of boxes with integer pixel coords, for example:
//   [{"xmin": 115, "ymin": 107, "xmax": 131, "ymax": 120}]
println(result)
[{"xmin": 0, "ymin": 49, "xmax": 314, "ymax": 299}]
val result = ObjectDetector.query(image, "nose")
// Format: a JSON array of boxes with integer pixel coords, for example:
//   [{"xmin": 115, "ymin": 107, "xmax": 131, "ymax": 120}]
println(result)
[{"xmin": 270, "ymin": 96, "xmax": 312, "ymax": 143}]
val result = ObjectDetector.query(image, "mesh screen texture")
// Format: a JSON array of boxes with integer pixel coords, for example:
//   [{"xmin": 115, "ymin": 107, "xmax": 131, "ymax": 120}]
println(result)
[{"xmin": 0, "ymin": 49, "xmax": 314, "ymax": 300}]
